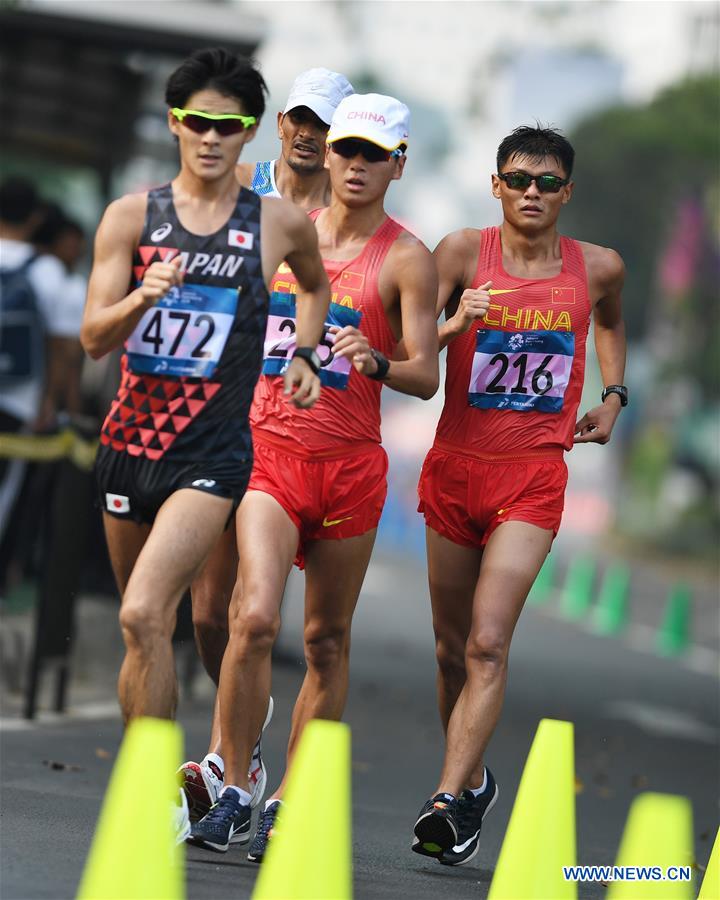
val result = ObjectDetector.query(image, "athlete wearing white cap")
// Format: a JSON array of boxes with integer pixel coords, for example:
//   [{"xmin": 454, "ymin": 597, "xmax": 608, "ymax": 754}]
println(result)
[
  {"xmin": 189, "ymin": 92, "xmax": 439, "ymax": 858},
  {"xmin": 326, "ymin": 92, "xmax": 410, "ymax": 150},
  {"xmin": 236, "ymin": 67, "xmax": 354, "ymax": 210}
]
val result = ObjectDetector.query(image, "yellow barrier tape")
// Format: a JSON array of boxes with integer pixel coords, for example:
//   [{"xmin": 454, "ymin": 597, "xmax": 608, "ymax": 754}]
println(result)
[{"xmin": 0, "ymin": 429, "xmax": 98, "ymax": 471}]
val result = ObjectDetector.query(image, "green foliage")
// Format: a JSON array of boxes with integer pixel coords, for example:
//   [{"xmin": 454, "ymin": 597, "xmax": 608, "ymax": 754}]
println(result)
[{"xmin": 562, "ymin": 75, "xmax": 720, "ymax": 342}]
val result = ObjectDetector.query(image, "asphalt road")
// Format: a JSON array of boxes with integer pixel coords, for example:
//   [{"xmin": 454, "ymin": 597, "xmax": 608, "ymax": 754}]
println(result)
[{"xmin": 1, "ymin": 554, "xmax": 718, "ymax": 900}]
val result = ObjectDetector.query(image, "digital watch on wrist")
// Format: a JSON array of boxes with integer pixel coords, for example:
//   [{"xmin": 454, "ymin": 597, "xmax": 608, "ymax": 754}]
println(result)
[
  {"xmin": 367, "ymin": 348, "xmax": 390, "ymax": 381},
  {"xmin": 292, "ymin": 346, "xmax": 321, "ymax": 375},
  {"xmin": 601, "ymin": 384, "xmax": 628, "ymax": 407}
]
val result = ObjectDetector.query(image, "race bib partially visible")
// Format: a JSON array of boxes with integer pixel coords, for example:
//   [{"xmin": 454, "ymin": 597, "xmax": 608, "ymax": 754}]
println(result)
[
  {"xmin": 262, "ymin": 292, "xmax": 362, "ymax": 389},
  {"xmin": 468, "ymin": 329, "xmax": 575, "ymax": 412},
  {"xmin": 126, "ymin": 284, "xmax": 238, "ymax": 378}
]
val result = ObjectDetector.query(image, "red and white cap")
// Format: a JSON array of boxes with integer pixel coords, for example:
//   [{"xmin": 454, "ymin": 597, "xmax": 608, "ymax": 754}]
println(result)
[
  {"xmin": 326, "ymin": 93, "xmax": 410, "ymax": 151},
  {"xmin": 283, "ymin": 68, "xmax": 354, "ymax": 126}
]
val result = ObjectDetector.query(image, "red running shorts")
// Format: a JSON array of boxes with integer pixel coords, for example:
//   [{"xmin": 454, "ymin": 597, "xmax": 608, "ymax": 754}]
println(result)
[
  {"xmin": 248, "ymin": 436, "xmax": 388, "ymax": 568},
  {"xmin": 418, "ymin": 442, "xmax": 568, "ymax": 548}
]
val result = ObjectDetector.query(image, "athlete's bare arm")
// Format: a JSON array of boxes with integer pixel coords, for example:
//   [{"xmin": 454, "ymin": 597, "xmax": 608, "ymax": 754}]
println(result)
[
  {"xmin": 235, "ymin": 161, "xmax": 254, "ymax": 189},
  {"xmin": 81, "ymin": 194, "xmax": 183, "ymax": 359},
  {"xmin": 333, "ymin": 235, "xmax": 439, "ymax": 400},
  {"xmin": 433, "ymin": 228, "xmax": 490, "ymax": 350},
  {"xmin": 574, "ymin": 244, "xmax": 627, "ymax": 444},
  {"xmin": 260, "ymin": 197, "xmax": 331, "ymax": 407}
]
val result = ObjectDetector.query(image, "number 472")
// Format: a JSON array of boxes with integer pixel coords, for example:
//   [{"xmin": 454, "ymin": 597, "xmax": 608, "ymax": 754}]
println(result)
[{"xmin": 141, "ymin": 309, "xmax": 216, "ymax": 359}]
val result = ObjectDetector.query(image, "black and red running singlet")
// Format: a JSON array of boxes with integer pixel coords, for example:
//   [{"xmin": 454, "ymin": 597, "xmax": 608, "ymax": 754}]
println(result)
[{"xmin": 100, "ymin": 183, "xmax": 269, "ymax": 465}]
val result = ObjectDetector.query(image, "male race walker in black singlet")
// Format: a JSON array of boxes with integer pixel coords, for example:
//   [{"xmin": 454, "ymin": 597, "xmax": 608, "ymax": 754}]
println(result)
[{"xmin": 82, "ymin": 49, "xmax": 330, "ymax": 776}]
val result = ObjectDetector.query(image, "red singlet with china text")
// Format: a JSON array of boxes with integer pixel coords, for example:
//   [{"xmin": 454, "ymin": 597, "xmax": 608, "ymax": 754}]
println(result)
[
  {"xmin": 251, "ymin": 213, "xmax": 405, "ymax": 454},
  {"xmin": 435, "ymin": 226, "xmax": 592, "ymax": 454}
]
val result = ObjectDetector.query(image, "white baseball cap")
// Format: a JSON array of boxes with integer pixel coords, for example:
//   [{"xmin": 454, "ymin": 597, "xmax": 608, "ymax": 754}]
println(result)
[
  {"xmin": 326, "ymin": 93, "xmax": 410, "ymax": 151},
  {"xmin": 283, "ymin": 68, "xmax": 354, "ymax": 126}
]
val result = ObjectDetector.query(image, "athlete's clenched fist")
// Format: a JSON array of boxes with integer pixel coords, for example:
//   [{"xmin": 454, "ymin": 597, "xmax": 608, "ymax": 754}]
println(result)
[
  {"xmin": 331, "ymin": 325, "xmax": 375, "ymax": 375},
  {"xmin": 138, "ymin": 255, "xmax": 184, "ymax": 307},
  {"xmin": 450, "ymin": 280, "xmax": 492, "ymax": 334},
  {"xmin": 284, "ymin": 356, "xmax": 321, "ymax": 409}
]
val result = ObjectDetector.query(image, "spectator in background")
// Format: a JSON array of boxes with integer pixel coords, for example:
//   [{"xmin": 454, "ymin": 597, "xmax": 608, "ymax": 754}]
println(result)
[
  {"xmin": 31, "ymin": 202, "xmax": 87, "ymax": 422},
  {"xmin": 0, "ymin": 178, "xmax": 84, "ymax": 592}
]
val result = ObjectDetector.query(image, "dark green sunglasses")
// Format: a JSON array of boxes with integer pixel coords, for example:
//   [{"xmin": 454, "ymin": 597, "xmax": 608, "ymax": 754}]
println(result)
[{"xmin": 497, "ymin": 171, "xmax": 569, "ymax": 194}]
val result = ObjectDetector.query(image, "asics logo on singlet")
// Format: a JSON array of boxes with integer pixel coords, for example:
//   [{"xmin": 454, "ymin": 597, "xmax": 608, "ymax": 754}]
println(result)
[
  {"xmin": 191, "ymin": 479, "xmax": 217, "ymax": 488},
  {"xmin": 150, "ymin": 222, "xmax": 173, "ymax": 242}
]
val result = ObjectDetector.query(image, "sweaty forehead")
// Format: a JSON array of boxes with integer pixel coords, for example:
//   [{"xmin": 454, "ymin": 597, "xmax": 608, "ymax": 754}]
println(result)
[{"xmin": 506, "ymin": 153, "xmax": 566, "ymax": 177}]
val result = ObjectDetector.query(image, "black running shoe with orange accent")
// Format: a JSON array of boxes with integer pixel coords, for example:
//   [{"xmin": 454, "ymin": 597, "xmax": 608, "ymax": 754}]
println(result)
[
  {"xmin": 440, "ymin": 769, "xmax": 499, "ymax": 866},
  {"xmin": 411, "ymin": 792, "xmax": 458, "ymax": 859},
  {"xmin": 247, "ymin": 799, "xmax": 281, "ymax": 863}
]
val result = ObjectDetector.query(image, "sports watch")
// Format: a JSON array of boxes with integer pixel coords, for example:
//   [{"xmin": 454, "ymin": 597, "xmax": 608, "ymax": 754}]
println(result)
[
  {"xmin": 601, "ymin": 385, "xmax": 628, "ymax": 407},
  {"xmin": 366, "ymin": 348, "xmax": 390, "ymax": 381},
  {"xmin": 292, "ymin": 346, "xmax": 321, "ymax": 375}
]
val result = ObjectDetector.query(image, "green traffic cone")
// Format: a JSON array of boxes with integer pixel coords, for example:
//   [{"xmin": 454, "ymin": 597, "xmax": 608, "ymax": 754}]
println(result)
[
  {"xmin": 592, "ymin": 564, "xmax": 630, "ymax": 635},
  {"xmin": 657, "ymin": 584, "xmax": 691, "ymax": 655},
  {"xmin": 560, "ymin": 556, "xmax": 596, "ymax": 620},
  {"xmin": 528, "ymin": 555, "xmax": 556, "ymax": 606}
]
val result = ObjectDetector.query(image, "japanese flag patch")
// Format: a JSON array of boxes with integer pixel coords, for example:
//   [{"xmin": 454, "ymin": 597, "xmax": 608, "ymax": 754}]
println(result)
[
  {"xmin": 228, "ymin": 229, "xmax": 254, "ymax": 250},
  {"xmin": 106, "ymin": 493, "xmax": 130, "ymax": 514}
]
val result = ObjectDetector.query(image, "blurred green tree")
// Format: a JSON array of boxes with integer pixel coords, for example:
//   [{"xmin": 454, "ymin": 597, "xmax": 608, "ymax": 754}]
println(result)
[
  {"xmin": 563, "ymin": 75, "xmax": 719, "ymax": 356},
  {"xmin": 563, "ymin": 75, "xmax": 719, "ymax": 559}
]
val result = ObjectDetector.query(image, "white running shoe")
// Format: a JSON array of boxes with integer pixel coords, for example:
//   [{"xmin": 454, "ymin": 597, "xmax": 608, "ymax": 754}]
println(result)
[
  {"xmin": 177, "ymin": 758, "xmax": 223, "ymax": 822},
  {"xmin": 173, "ymin": 788, "xmax": 191, "ymax": 845},
  {"xmin": 249, "ymin": 696, "xmax": 274, "ymax": 808}
]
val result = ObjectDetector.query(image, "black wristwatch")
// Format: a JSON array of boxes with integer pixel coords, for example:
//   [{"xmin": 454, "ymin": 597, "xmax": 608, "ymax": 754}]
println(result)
[
  {"xmin": 292, "ymin": 346, "xmax": 321, "ymax": 375},
  {"xmin": 366, "ymin": 348, "xmax": 390, "ymax": 381},
  {"xmin": 601, "ymin": 384, "xmax": 628, "ymax": 407}
]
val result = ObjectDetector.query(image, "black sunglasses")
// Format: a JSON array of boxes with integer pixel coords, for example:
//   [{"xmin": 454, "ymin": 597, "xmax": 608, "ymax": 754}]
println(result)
[
  {"xmin": 330, "ymin": 138, "xmax": 402, "ymax": 163},
  {"xmin": 497, "ymin": 171, "xmax": 569, "ymax": 194}
]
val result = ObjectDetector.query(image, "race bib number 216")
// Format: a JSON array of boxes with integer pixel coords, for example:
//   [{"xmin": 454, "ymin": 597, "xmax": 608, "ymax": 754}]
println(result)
[{"xmin": 468, "ymin": 329, "xmax": 575, "ymax": 412}]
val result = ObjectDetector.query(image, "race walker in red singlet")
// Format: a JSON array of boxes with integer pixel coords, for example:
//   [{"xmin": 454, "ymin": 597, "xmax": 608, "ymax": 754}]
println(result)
[
  {"xmin": 412, "ymin": 125, "xmax": 627, "ymax": 867},
  {"xmin": 419, "ymin": 224, "xmax": 592, "ymax": 545},
  {"xmin": 250, "ymin": 212, "xmax": 405, "ymax": 562},
  {"xmin": 190, "ymin": 93, "xmax": 440, "ymax": 858}
]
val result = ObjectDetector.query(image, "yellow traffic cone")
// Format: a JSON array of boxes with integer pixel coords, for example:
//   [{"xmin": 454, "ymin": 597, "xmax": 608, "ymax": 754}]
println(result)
[
  {"xmin": 253, "ymin": 719, "xmax": 352, "ymax": 900},
  {"xmin": 699, "ymin": 827, "xmax": 719, "ymax": 899},
  {"xmin": 77, "ymin": 717, "xmax": 184, "ymax": 900},
  {"xmin": 489, "ymin": 718, "xmax": 576, "ymax": 899},
  {"xmin": 607, "ymin": 793, "xmax": 693, "ymax": 899}
]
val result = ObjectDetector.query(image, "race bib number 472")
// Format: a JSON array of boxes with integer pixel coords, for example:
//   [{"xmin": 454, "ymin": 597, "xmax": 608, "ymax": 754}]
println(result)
[
  {"xmin": 126, "ymin": 284, "xmax": 238, "ymax": 378},
  {"xmin": 468, "ymin": 329, "xmax": 575, "ymax": 413},
  {"xmin": 262, "ymin": 292, "xmax": 362, "ymax": 389}
]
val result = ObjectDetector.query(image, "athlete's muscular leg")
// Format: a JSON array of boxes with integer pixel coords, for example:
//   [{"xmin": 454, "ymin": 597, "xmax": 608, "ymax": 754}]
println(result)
[
  {"xmin": 192, "ymin": 522, "xmax": 237, "ymax": 682},
  {"xmin": 426, "ymin": 527, "xmax": 484, "ymax": 786},
  {"xmin": 433, "ymin": 521, "xmax": 552, "ymax": 797},
  {"xmin": 102, "ymin": 515, "xmax": 151, "ymax": 595},
  {"xmin": 271, "ymin": 529, "xmax": 376, "ymax": 799},
  {"xmin": 111, "ymin": 489, "xmax": 234, "ymax": 723},
  {"xmin": 219, "ymin": 491, "xmax": 298, "ymax": 790},
  {"xmin": 191, "ymin": 522, "xmax": 238, "ymax": 754}
]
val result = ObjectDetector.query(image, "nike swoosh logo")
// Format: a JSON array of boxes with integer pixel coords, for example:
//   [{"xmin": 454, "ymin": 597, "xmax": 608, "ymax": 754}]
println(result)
[
  {"xmin": 322, "ymin": 515, "xmax": 353, "ymax": 527},
  {"xmin": 488, "ymin": 288, "xmax": 520, "ymax": 295}
]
